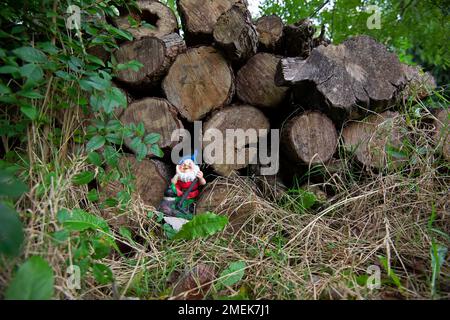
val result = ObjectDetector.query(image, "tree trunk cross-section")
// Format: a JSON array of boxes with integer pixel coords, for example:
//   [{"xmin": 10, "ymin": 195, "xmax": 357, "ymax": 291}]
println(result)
[
  {"xmin": 203, "ymin": 105, "xmax": 270, "ymax": 176},
  {"xmin": 213, "ymin": 3, "xmax": 258, "ymax": 62},
  {"xmin": 99, "ymin": 155, "xmax": 171, "ymax": 230},
  {"xmin": 177, "ymin": 0, "xmax": 247, "ymax": 44},
  {"xmin": 114, "ymin": 33, "xmax": 186, "ymax": 90},
  {"xmin": 237, "ymin": 53, "xmax": 288, "ymax": 108},
  {"xmin": 162, "ymin": 46, "xmax": 235, "ymax": 121},
  {"xmin": 255, "ymin": 14, "xmax": 284, "ymax": 53},
  {"xmin": 114, "ymin": 0, "xmax": 178, "ymax": 40},
  {"xmin": 120, "ymin": 98, "xmax": 183, "ymax": 151},
  {"xmin": 282, "ymin": 111, "xmax": 338, "ymax": 164},
  {"xmin": 277, "ymin": 36, "xmax": 407, "ymax": 116},
  {"xmin": 342, "ymin": 111, "xmax": 406, "ymax": 169}
]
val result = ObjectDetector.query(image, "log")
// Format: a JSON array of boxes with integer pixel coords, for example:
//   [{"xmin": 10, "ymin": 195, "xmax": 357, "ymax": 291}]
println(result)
[
  {"xmin": 162, "ymin": 46, "xmax": 235, "ymax": 121},
  {"xmin": 172, "ymin": 263, "xmax": 216, "ymax": 300},
  {"xmin": 281, "ymin": 19, "xmax": 315, "ymax": 58},
  {"xmin": 282, "ymin": 111, "xmax": 338, "ymax": 165},
  {"xmin": 203, "ymin": 105, "xmax": 270, "ymax": 176},
  {"xmin": 342, "ymin": 111, "xmax": 406, "ymax": 169},
  {"xmin": 177, "ymin": 0, "xmax": 247, "ymax": 45},
  {"xmin": 255, "ymin": 15, "xmax": 284, "ymax": 53},
  {"xmin": 196, "ymin": 177, "xmax": 261, "ymax": 232},
  {"xmin": 119, "ymin": 98, "xmax": 183, "ymax": 152},
  {"xmin": 114, "ymin": 33, "xmax": 186, "ymax": 90},
  {"xmin": 236, "ymin": 53, "xmax": 288, "ymax": 108},
  {"xmin": 434, "ymin": 109, "xmax": 449, "ymax": 161},
  {"xmin": 402, "ymin": 64, "xmax": 437, "ymax": 100},
  {"xmin": 99, "ymin": 155, "xmax": 171, "ymax": 230},
  {"xmin": 113, "ymin": 0, "xmax": 178, "ymax": 40},
  {"xmin": 276, "ymin": 36, "xmax": 407, "ymax": 118},
  {"xmin": 212, "ymin": 3, "xmax": 258, "ymax": 62}
]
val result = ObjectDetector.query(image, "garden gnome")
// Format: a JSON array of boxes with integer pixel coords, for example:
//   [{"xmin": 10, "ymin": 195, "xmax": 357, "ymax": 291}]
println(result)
[{"xmin": 160, "ymin": 152, "xmax": 206, "ymax": 231}]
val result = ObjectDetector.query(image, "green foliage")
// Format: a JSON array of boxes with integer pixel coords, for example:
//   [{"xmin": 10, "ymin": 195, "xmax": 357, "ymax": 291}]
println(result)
[
  {"xmin": 5, "ymin": 256, "xmax": 54, "ymax": 300},
  {"xmin": 0, "ymin": 203, "xmax": 24, "ymax": 257},
  {"xmin": 219, "ymin": 261, "xmax": 247, "ymax": 287},
  {"xmin": 260, "ymin": 0, "xmax": 449, "ymax": 83},
  {"xmin": 173, "ymin": 212, "xmax": 229, "ymax": 240},
  {"xmin": 279, "ymin": 186, "xmax": 317, "ymax": 214}
]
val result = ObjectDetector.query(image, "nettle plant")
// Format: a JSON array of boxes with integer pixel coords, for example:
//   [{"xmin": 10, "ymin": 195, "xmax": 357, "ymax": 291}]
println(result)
[{"xmin": 0, "ymin": 0, "xmax": 167, "ymax": 297}]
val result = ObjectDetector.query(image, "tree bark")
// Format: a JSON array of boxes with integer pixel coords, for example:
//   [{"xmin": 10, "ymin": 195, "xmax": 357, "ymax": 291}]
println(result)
[
  {"xmin": 113, "ymin": 0, "xmax": 178, "ymax": 40},
  {"xmin": 276, "ymin": 36, "xmax": 407, "ymax": 119},
  {"xmin": 99, "ymin": 155, "xmax": 172, "ymax": 230},
  {"xmin": 177, "ymin": 0, "xmax": 247, "ymax": 45},
  {"xmin": 282, "ymin": 111, "xmax": 338, "ymax": 165},
  {"xmin": 255, "ymin": 14, "xmax": 284, "ymax": 53},
  {"xmin": 342, "ymin": 111, "xmax": 407, "ymax": 169},
  {"xmin": 203, "ymin": 105, "xmax": 270, "ymax": 176},
  {"xmin": 213, "ymin": 3, "xmax": 258, "ymax": 62},
  {"xmin": 281, "ymin": 19, "xmax": 316, "ymax": 58},
  {"xmin": 114, "ymin": 33, "xmax": 186, "ymax": 90},
  {"xmin": 162, "ymin": 46, "xmax": 235, "ymax": 121},
  {"xmin": 402, "ymin": 64, "xmax": 437, "ymax": 101},
  {"xmin": 120, "ymin": 97, "xmax": 183, "ymax": 152},
  {"xmin": 236, "ymin": 53, "xmax": 288, "ymax": 108}
]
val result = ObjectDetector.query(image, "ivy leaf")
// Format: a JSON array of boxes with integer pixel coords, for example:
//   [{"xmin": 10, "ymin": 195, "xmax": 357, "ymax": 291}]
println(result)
[
  {"xmin": 72, "ymin": 171, "xmax": 95, "ymax": 185},
  {"xmin": 173, "ymin": 212, "xmax": 228, "ymax": 240},
  {"xmin": 0, "ymin": 203, "xmax": 24, "ymax": 257},
  {"xmin": 5, "ymin": 256, "xmax": 54, "ymax": 300},
  {"xmin": 143, "ymin": 133, "xmax": 161, "ymax": 145},
  {"xmin": 13, "ymin": 46, "xmax": 47, "ymax": 63},
  {"xmin": 220, "ymin": 261, "xmax": 246, "ymax": 287},
  {"xmin": 86, "ymin": 135, "xmax": 105, "ymax": 152},
  {"xmin": 149, "ymin": 144, "xmax": 164, "ymax": 158}
]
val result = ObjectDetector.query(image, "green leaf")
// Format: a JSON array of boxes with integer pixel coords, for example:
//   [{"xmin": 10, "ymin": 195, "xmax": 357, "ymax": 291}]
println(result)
[
  {"xmin": 174, "ymin": 212, "xmax": 228, "ymax": 240},
  {"xmin": 13, "ymin": 47, "xmax": 47, "ymax": 63},
  {"xmin": 219, "ymin": 261, "xmax": 246, "ymax": 287},
  {"xmin": 92, "ymin": 263, "xmax": 114, "ymax": 284},
  {"xmin": 149, "ymin": 144, "xmax": 164, "ymax": 158},
  {"xmin": 87, "ymin": 151, "xmax": 103, "ymax": 167},
  {"xmin": 431, "ymin": 242, "xmax": 447, "ymax": 297},
  {"xmin": 86, "ymin": 54, "xmax": 105, "ymax": 67},
  {"xmin": 59, "ymin": 208, "xmax": 110, "ymax": 232},
  {"xmin": 86, "ymin": 135, "xmax": 106, "ymax": 152},
  {"xmin": 5, "ymin": 256, "xmax": 54, "ymax": 300},
  {"xmin": 0, "ymin": 65, "xmax": 19, "ymax": 74},
  {"xmin": 20, "ymin": 105, "xmax": 39, "ymax": 120},
  {"xmin": 0, "ymin": 170, "xmax": 28, "ymax": 199},
  {"xmin": 87, "ymin": 189, "xmax": 100, "ymax": 202},
  {"xmin": 19, "ymin": 63, "xmax": 44, "ymax": 84},
  {"xmin": 72, "ymin": 171, "xmax": 95, "ymax": 185},
  {"xmin": 0, "ymin": 203, "xmax": 24, "ymax": 257},
  {"xmin": 144, "ymin": 133, "xmax": 161, "ymax": 145}
]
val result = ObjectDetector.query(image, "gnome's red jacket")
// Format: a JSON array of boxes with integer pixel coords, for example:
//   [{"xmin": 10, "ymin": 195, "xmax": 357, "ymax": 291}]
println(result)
[{"xmin": 174, "ymin": 179, "xmax": 200, "ymax": 199}]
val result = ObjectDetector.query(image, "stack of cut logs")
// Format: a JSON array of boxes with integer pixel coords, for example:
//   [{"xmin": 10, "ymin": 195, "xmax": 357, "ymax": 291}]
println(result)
[{"xmin": 95, "ymin": 0, "xmax": 445, "ymax": 231}]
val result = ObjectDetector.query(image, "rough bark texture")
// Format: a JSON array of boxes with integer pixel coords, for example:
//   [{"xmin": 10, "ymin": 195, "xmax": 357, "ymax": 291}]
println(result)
[
  {"xmin": 172, "ymin": 263, "xmax": 216, "ymax": 300},
  {"xmin": 281, "ymin": 19, "xmax": 316, "ymax": 58},
  {"xmin": 203, "ymin": 105, "xmax": 270, "ymax": 176},
  {"xmin": 402, "ymin": 64, "xmax": 437, "ymax": 100},
  {"xmin": 282, "ymin": 111, "xmax": 338, "ymax": 164},
  {"xmin": 277, "ymin": 36, "xmax": 407, "ymax": 117},
  {"xmin": 434, "ymin": 109, "xmax": 449, "ymax": 161},
  {"xmin": 255, "ymin": 14, "xmax": 284, "ymax": 53},
  {"xmin": 114, "ymin": 0, "xmax": 178, "ymax": 39},
  {"xmin": 120, "ymin": 97, "xmax": 183, "ymax": 151},
  {"xmin": 237, "ymin": 53, "xmax": 288, "ymax": 108},
  {"xmin": 162, "ymin": 46, "xmax": 235, "ymax": 121},
  {"xmin": 213, "ymin": 3, "xmax": 258, "ymax": 62},
  {"xmin": 196, "ymin": 178, "xmax": 261, "ymax": 232},
  {"xmin": 99, "ymin": 155, "xmax": 171, "ymax": 230},
  {"xmin": 177, "ymin": 0, "xmax": 247, "ymax": 45},
  {"xmin": 115, "ymin": 33, "xmax": 186, "ymax": 89},
  {"xmin": 342, "ymin": 111, "xmax": 406, "ymax": 169}
]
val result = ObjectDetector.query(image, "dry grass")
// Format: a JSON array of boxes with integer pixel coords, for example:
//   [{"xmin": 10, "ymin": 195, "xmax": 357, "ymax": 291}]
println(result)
[{"xmin": 0, "ymin": 100, "xmax": 449, "ymax": 300}]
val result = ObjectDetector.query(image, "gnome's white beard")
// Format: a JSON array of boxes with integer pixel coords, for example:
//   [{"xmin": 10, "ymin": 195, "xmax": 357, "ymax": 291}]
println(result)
[{"xmin": 176, "ymin": 164, "xmax": 199, "ymax": 182}]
